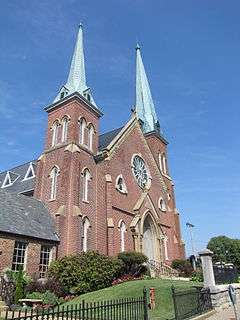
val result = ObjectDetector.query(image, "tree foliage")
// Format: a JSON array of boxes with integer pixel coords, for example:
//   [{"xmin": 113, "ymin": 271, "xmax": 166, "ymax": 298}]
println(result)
[{"xmin": 207, "ymin": 236, "xmax": 240, "ymax": 270}]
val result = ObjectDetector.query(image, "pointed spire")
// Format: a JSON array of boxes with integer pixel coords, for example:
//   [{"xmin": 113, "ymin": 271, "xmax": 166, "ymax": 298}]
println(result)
[
  {"xmin": 66, "ymin": 23, "xmax": 87, "ymax": 94},
  {"xmin": 54, "ymin": 25, "xmax": 97, "ymax": 107},
  {"xmin": 135, "ymin": 44, "xmax": 159, "ymax": 133}
]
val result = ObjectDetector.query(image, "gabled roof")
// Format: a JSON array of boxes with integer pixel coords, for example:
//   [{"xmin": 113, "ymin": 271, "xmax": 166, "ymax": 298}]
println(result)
[
  {"xmin": 0, "ymin": 161, "xmax": 37, "ymax": 194},
  {"xmin": 99, "ymin": 127, "xmax": 123, "ymax": 151},
  {"xmin": 0, "ymin": 190, "xmax": 59, "ymax": 242}
]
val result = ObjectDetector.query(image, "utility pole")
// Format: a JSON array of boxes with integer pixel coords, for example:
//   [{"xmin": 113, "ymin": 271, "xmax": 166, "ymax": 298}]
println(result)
[{"xmin": 186, "ymin": 222, "xmax": 196, "ymax": 270}]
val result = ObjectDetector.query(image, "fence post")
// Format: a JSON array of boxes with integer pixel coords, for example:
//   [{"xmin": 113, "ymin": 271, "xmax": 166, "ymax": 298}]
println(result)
[
  {"xmin": 171, "ymin": 285, "xmax": 178, "ymax": 320},
  {"xmin": 143, "ymin": 287, "xmax": 149, "ymax": 320}
]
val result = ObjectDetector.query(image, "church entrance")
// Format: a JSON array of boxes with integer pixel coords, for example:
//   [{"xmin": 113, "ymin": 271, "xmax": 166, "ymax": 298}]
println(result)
[{"xmin": 142, "ymin": 215, "xmax": 156, "ymax": 261}]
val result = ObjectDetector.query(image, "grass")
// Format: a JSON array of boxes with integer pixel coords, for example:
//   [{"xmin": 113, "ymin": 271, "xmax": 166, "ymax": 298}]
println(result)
[{"xmin": 63, "ymin": 278, "xmax": 201, "ymax": 320}]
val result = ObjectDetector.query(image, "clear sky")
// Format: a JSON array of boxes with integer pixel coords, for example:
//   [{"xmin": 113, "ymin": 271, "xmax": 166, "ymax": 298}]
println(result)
[{"xmin": 0, "ymin": 1, "xmax": 240, "ymax": 256}]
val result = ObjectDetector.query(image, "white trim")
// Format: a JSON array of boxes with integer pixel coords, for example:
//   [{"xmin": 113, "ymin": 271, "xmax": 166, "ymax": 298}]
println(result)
[
  {"xmin": 61, "ymin": 116, "xmax": 69, "ymax": 143},
  {"xmin": 23, "ymin": 162, "xmax": 35, "ymax": 181},
  {"xmin": 119, "ymin": 220, "xmax": 126, "ymax": 252},
  {"xmin": 50, "ymin": 166, "xmax": 60, "ymax": 200},
  {"xmin": 82, "ymin": 217, "xmax": 90, "ymax": 252},
  {"xmin": 158, "ymin": 197, "xmax": 167, "ymax": 212},
  {"xmin": 115, "ymin": 174, "xmax": 128, "ymax": 194},
  {"xmin": 1, "ymin": 171, "xmax": 19, "ymax": 188},
  {"xmin": 82, "ymin": 168, "xmax": 91, "ymax": 202}
]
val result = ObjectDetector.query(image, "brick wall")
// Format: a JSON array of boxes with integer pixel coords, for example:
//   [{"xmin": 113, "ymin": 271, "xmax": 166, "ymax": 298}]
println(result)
[
  {"xmin": 0, "ymin": 234, "xmax": 57, "ymax": 276},
  {"xmin": 34, "ymin": 95, "xmax": 185, "ymax": 264}
]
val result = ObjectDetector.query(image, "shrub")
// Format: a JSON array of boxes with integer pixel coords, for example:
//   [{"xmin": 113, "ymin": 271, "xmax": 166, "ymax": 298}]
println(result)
[
  {"xmin": 171, "ymin": 259, "xmax": 194, "ymax": 277},
  {"xmin": 117, "ymin": 251, "xmax": 148, "ymax": 276},
  {"xmin": 48, "ymin": 251, "xmax": 122, "ymax": 295},
  {"xmin": 26, "ymin": 277, "xmax": 65, "ymax": 297},
  {"xmin": 26, "ymin": 291, "xmax": 61, "ymax": 306},
  {"xmin": 14, "ymin": 270, "xmax": 24, "ymax": 304},
  {"xmin": 190, "ymin": 270, "xmax": 203, "ymax": 282}
]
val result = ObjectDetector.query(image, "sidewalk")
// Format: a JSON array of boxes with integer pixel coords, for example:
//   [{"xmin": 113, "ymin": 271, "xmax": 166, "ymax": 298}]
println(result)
[{"xmin": 206, "ymin": 304, "xmax": 239, "ymax": 320}]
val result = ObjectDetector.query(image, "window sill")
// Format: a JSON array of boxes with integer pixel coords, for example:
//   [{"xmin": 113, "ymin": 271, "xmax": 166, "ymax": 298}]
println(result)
[
  {"xmin": 49, "ymin": 198, "xmax": 56, "ymax": 202},
  {"xmin": 82, "ymin": 200, "xmax": 89, "ymax": 204}
]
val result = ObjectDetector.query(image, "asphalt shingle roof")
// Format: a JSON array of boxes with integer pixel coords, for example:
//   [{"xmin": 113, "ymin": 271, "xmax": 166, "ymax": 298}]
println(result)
[{"xmin": 0, "ymin": 190, "xmax": 59, "ymax": 242}]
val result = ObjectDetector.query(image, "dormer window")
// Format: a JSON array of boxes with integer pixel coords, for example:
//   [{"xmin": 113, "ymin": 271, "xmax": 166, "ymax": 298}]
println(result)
[
  {"xmin": 1, "ymin": 171, "xmax": 19, "ymax": 188},
  {"xmin": 60, "ymin": 92, "xmax": 65, "ymax": 99},
  {"xmin": 115, "ymin": 175, "xmax": 127, "ymax": 194},
  {"xmin": 1, "ymin": 172, "xmax": 12, "ymax": 188},
  {"xmin": 23, "ymin": 163, "xmax": 35, "ymax": 181}
]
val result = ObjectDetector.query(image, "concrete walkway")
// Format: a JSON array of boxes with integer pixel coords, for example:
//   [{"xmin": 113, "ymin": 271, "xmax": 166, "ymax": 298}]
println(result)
[{"xmin": 206, "ymin": 305, "xmax": 240, "ymax": 320}]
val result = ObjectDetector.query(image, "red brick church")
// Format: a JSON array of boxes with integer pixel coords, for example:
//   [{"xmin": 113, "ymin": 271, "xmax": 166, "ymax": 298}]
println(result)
[{"xmin": 0, "ymin": 25, "xmax": 185, "ymax": 276}]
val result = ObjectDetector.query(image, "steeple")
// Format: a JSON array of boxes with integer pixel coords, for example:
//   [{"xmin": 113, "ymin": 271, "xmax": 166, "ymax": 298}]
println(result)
[
  {"xmin": 135, "ymin": 44, "xmax": 159, "ymax": 133},
  {"xmin": 54, "ymin": 24, "xmax": 97, "ymax": 107}
]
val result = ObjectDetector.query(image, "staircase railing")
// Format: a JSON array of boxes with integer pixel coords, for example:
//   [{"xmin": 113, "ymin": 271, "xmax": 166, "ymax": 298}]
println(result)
[{"xmin": 148, "ymin": 259, "xmax": 179, "ymax": 277}]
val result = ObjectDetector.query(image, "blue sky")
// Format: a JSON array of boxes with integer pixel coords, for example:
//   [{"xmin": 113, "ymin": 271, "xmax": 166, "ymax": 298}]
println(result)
[{"xmin": 0, "ymin": 1, "xmax": 240, "ymax": 255}]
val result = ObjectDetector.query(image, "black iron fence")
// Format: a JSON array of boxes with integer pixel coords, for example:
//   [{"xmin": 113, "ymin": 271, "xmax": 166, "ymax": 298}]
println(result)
[
  {"xmin": 5, "ymin": 289, "xmax": 148, "ymax": 320},
  {"xmin": 213, "ymin": 263, "xmax": 238, "ymax": 284},
  {"xmin": 171, "ymin": 286, "xmax": 212, "ymax": 320}
]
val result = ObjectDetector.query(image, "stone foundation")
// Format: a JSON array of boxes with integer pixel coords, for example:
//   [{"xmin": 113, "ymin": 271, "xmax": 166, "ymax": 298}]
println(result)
[{"xmin": 209, "ymin": 284, "xmax": 240, "ymax": 310}]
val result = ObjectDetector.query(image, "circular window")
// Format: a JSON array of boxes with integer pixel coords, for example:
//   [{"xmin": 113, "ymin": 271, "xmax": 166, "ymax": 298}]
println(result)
[{"xmin": 132, "ymin": 155, "xmax": 149, "ymax": 189}]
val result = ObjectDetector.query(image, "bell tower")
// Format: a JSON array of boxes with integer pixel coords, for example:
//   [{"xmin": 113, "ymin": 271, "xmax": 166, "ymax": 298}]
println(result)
[
  {"xmin": 134, "ymin": 44, "xmax": 185, "ymax": 260},
  {"xmin": 34, "ymin": 25, "xmax": 102, "ymax": 257}
]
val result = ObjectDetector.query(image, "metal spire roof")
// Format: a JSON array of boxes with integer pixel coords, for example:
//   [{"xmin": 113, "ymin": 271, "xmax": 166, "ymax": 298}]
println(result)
[
  {"xmin": 54, "ymin": 24, "xmax": 97, "ymax": 107},
  {"xmin": 135, "ymin": 44, "xmax": 159, "ymax": 133}
]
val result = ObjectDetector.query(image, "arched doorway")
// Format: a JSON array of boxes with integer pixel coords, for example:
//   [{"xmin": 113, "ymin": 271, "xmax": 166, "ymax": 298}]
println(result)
[{"xmin": 142, "ymin": 215, "xmax": 156, "ymax": 261}]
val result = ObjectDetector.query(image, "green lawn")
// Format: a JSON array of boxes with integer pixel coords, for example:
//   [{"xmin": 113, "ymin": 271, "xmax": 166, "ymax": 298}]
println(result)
[{"xmin": 63, "ymin": 278, "xmax": 201, "ymax": 320}]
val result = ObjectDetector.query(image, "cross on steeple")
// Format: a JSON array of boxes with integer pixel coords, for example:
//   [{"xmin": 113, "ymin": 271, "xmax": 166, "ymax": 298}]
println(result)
[
  {"xmin": 54, "ymin": 24, "xmax": 97, "ymax": 107},
  {"xmin": 135, "ymin": 44, "xmax": 159, "ymax": 133}
]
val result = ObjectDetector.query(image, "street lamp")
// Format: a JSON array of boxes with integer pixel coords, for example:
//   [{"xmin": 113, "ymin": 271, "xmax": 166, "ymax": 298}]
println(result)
[{"xmin": 186, "ymin": 222, "xmax": 196, "ymax": 270}]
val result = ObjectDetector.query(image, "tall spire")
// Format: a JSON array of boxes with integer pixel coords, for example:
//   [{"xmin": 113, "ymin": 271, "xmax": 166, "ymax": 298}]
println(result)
[
  {"xmin": 135, "ymin": 44, "xmax": 159, "ymax": 133},
  {"xmin": 54, "ymin": 24, "xmax": 97, "ymax": 107}
]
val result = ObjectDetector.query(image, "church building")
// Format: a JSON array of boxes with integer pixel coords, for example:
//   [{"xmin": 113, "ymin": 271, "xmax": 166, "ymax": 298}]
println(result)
[{"xmin": 0, "ymin": 25, "xmax": 185, "ymax": 276}]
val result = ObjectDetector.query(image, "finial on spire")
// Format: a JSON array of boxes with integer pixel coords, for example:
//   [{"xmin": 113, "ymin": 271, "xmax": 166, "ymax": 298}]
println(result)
[
  {"xmin": 136, "ymin": 43, "xmax": 140, "ymax": 50},
  {"xmin": 135, "ymin": 45, "xmax": 159, "ymax": 133},
  {"xmin": 79, "ymin": 22, "xmax": 83, "ymax": 29}
]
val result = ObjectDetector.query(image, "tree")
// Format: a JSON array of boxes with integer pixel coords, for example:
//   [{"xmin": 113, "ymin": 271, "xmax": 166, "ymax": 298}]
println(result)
[{"xmin": 207, "ymin": 236, "xmax": 240, "ymax": 270}]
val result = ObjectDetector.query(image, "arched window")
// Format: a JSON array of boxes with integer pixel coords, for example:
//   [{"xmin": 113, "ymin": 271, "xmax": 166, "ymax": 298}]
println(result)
[
  {"xmin": 115, "ymin": 175, "xmax": 128, "ymax": 194},
  {"xmin": 159, "ymin": 197, "xmax": 166, "ymax": 212},
  {"xmin": 82, "ymin": 217, "xmax": 90, "ymax": 252},
  {"xmin": 88, "ymin": 124, "xmax": 95, "ymax": 151},
  {"xmin": 61, "ymin": 116, "xmax": 69, "ymax": 143},
  {"xmin": 162, "ymin": 154, "xmax": 167, "ymax": 174},
  {"xmin": 82, "ymin": 168, "xmax": 91, "ymax": 202},
  {"xmin": 159, "ymin": 153, "xmax": 163, "ymax": 172},
  {"xmin": 79, "ymin": 118, "xmax": 87, "ymax": 145},
  {"xmin": 119, "ymin": 221, "xmax": 126, "ymax": 252},
  {"xmin": 50, "ymin": 166, "xmax": 60, "ymax": 200},
  {"xmin": 51, "ymin": 121, "xmax": 59, "ymax": 147},
  {"xmin": 163, "ymin": 234, "xmax": 169, "ymax": 260}
]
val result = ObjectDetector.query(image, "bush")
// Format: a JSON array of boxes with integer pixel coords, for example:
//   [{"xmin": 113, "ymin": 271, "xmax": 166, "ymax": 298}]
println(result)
[
  {"xmin": 26, "ymin": 277, "xmax": 65, "ymax": 297},
  {"xmin": 117, "ymin": 251, "xmax": 148, "ymax": 276},
  {"xmin": 14, "ymin": 269, "xmax": 25, "ymax": 304},
  {"xmin": 171, "ymin": 259, "xmax": 194, "ymax": 277},
  {"xmin": 190, "ymin": 270, "xmax": 203, "ymax": 282},
  {"xmin": 48, "ymin": 251, "xmax": 122, "ymax": 295},
  {"xmin": 26, "ymin": 291, "xmax": 62, "ymax": 306}
]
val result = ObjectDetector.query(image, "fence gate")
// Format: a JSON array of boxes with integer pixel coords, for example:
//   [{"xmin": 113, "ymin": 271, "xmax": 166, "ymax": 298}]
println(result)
[
  {"xmin": 171, "ymin": 286, "xmax": 212, "ymax": 320},
  {"xmin": 5, "ymin": 289, "xmax": 149, "ymax": 320}
]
